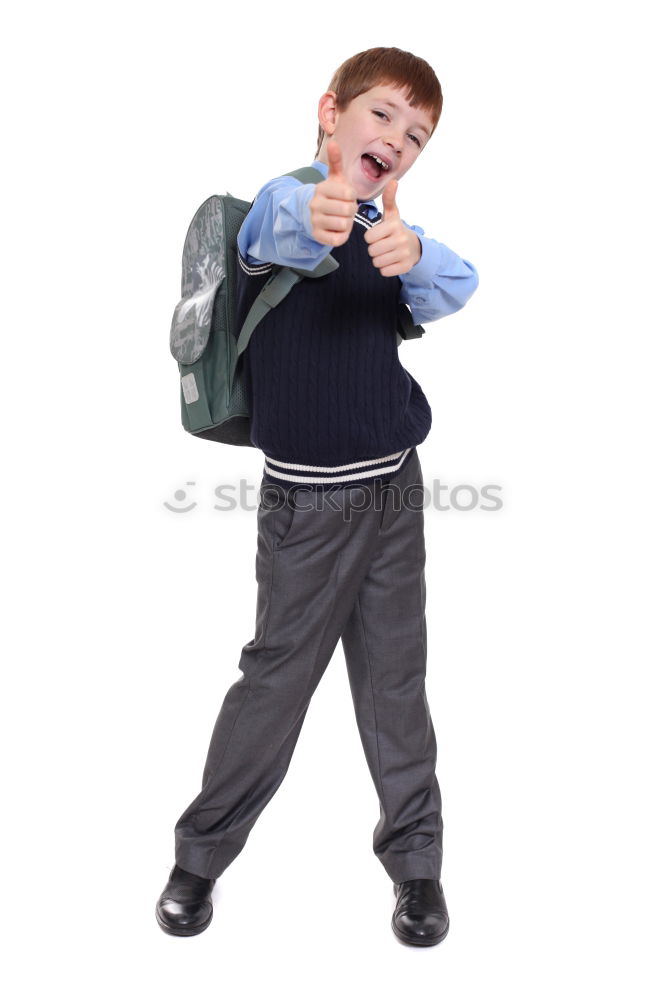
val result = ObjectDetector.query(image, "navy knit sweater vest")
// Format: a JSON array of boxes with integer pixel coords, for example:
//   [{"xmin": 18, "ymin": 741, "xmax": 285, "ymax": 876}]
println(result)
[{"xmin": 235, "ymin": 203, "xmax": 432, "ymax": 490}]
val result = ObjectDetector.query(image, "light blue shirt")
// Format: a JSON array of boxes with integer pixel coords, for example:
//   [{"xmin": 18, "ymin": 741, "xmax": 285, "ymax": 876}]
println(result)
[{"xmin": 237, "ymin": 159, "xmax": 479, "ymax": 325}]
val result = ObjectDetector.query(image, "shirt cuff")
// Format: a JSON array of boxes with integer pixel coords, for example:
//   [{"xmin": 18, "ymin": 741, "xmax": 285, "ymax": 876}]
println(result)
[
  {"xmin": 275, "ymin": 182, "xmax": 317, "ymax": 244},
  {"xmin": 273, "ymin": 182, "xmax": 334, "ymax": 267},
  {"xmin": 401, "ymin": 234, "xmax": 451, "ymax": 287}
]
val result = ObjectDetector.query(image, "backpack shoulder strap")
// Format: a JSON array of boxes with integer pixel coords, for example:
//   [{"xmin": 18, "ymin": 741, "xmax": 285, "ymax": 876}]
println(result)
[
  {"xmin": 236, "ymin": 166, "xmax": 339, "ymax": 357},
  {"xmin": 282, "ymin": 166, "xmax": 331, "ymax": 185}
]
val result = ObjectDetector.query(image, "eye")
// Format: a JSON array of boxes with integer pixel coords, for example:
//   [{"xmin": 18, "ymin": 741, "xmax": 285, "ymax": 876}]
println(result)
[{"xmin": 372, "ymin": 111, "xmax": 422, "ymax": 147}]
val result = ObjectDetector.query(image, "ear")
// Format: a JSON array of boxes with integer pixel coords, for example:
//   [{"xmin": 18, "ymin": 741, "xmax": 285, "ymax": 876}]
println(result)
[{"xmin": 318, "ymin": 90, "xmax": 338, "ymax": 137}]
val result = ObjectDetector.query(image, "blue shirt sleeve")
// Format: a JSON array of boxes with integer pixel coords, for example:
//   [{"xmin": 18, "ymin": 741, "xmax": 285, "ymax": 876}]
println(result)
[
  {"xmin": 237, "ymin": 174, "xmax": 332, "ymax": 272},
  {"xmin": 398, "ymin": 222, "xmax": 479, "ymax": 325}
]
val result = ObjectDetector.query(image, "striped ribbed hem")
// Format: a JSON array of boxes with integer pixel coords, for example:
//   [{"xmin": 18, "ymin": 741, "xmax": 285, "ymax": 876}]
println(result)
[{"xmin": 261, "ymin": 448, "xmax": 413, "ymax": 489}]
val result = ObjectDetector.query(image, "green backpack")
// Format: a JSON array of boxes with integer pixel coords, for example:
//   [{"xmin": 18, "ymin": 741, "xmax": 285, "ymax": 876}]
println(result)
[{"xmin": 169, "ymin": 166, "xmax": 424, "ymax": 448}]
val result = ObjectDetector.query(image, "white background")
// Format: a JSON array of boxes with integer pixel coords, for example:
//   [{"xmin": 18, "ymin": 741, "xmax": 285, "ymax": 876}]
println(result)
[{"xmin": 2, "ymin": 0, "xmax": 665, "ymax": 995}]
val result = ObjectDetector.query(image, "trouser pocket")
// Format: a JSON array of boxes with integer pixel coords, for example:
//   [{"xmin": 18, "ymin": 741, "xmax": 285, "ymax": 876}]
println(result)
[{"xmin": 259, "ymin": 481, "xmax": 304, "ymax": 550}]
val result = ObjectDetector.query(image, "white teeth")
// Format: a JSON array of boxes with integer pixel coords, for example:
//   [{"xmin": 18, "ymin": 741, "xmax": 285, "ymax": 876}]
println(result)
[{"xmin": 368, "ymin": 153, "xmax": 389, "ymax": 171}]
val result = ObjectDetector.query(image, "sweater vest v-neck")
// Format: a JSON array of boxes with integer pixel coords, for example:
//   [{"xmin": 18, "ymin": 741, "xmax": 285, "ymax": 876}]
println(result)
[{"xmin": 235, "ymin": 206, "xmax": 432, "ymax": 490}]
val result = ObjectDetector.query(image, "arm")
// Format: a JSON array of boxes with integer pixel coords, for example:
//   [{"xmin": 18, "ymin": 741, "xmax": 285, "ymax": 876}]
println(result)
[
  {"xmin": 398, "ymin": 222, "xmax": 479, "ymax": 325},
  {"xmin": 363, "ymin": 181, "xmax": 479, "ymax": 326},
  {"xmin": 237, "ymin": 176, "xmax": 332, "ymax": 271}
]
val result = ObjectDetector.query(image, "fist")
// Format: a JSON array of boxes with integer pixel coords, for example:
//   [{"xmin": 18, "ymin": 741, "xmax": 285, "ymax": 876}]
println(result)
[
  {"xmin": 364, "ymin": 179, "xmax": 422, "ymax": 277},
  {"xmin": 310, "ymin": 138, "xmax": 358, "ymax": 247}
]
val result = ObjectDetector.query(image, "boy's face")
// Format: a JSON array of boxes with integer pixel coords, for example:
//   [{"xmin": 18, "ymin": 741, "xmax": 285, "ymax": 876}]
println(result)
[{"xmin": 317, "ymin": 83, "xmax": 434, "ymax": 200}]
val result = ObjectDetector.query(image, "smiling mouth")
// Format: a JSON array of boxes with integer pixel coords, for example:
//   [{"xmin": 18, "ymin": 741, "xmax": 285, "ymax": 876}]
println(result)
[{"xmin": 361, "ymin": 153, "xmax": 390, "ymax": 181}]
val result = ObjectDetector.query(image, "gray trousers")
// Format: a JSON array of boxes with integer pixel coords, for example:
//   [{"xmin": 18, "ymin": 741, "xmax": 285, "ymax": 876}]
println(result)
[{"xmin": 174, "ymin": 447, "xmax": 443, "ymax": 883}]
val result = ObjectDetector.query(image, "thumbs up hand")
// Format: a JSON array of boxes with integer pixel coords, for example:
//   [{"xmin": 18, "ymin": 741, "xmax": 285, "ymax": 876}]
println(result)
[
  {"xmin": 309, "ymin": 138, "xmax": 358, "ymax": 247},
  {"xmin": 364, "ymin": 179, "xmax": 422, "ymax": 277}
]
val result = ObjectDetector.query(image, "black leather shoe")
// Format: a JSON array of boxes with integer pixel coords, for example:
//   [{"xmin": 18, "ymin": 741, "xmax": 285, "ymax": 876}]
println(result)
[
  {"xmin": 155, "ymin": 864, "xmax": 216, "ymax": 936},
  {"xmin": 391, "ymin": 878, "xmax": 450, "ymax": 946}
]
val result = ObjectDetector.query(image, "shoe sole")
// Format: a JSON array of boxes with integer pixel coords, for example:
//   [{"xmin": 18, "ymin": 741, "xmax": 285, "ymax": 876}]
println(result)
[{"xmin": 155, "ymin": 904, "xmax": 213, "ymax": 937}]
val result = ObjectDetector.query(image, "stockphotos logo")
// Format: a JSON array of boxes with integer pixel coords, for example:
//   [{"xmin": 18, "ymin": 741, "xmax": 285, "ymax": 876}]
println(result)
[{"xmin": 163, "ymin": 477, "xmax": 503, "ymax": 516}]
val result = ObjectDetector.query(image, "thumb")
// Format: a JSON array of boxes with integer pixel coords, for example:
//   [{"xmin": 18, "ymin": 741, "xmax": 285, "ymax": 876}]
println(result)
[
  {"xmin": 327, "ymin": 138, "xmax": 346, "ymax": 181},
  {"xmin": 381, "ymin": 179, "xmax": 399, "ymax": 217}
]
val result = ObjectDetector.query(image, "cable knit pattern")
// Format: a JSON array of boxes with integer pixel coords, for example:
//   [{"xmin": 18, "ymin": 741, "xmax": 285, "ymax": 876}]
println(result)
[{"xmin": 235, "ymin": 210, "xmax": 432, "ymax": 488}]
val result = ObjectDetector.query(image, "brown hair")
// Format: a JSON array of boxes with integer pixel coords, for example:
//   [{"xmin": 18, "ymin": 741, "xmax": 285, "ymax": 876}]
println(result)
[{"xmin": 315, "ymin": 47, "xmax": 443, "ymax": 158}]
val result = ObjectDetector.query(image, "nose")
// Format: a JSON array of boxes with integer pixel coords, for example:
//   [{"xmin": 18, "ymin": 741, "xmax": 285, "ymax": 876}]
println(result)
[{"xmin": 384, "ymin": 135, "xmax": 402, "ymax": 158}]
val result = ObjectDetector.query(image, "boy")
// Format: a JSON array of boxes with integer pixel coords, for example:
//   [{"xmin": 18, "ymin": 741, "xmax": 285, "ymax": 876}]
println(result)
[{"xmin": 156, "ymin": 47, "xmax": 478, "ymax": 946}]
